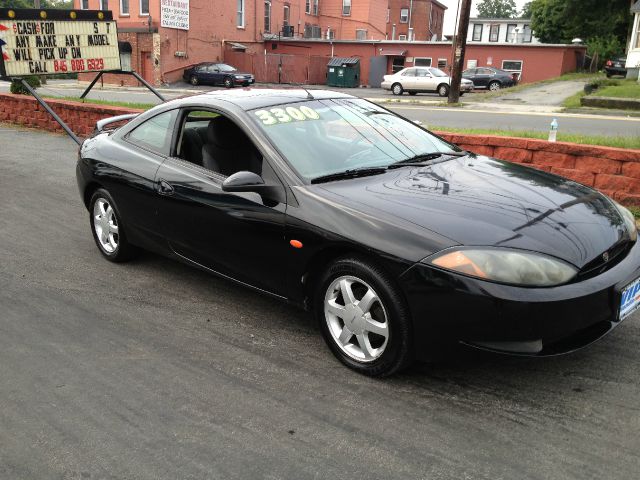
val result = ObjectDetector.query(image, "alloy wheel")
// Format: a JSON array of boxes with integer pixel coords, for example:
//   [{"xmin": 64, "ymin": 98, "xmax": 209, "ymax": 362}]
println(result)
[
  {"xmin": 93, "ymin": 198, "xmax": 119, "ymax": 254},
  {"xmin": 324, "ymin": 275, "xmax": 389, "ymax": 362}
]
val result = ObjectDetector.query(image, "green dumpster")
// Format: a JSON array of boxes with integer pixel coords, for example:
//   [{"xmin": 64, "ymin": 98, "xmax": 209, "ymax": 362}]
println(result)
[{"xmin": 327, "ymin": 57, "xmax": 361, "ymax": 88}]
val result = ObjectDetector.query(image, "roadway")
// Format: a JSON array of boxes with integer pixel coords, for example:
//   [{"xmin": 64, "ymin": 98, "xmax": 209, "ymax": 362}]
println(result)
[
  {"xmin": 1, "ymin": 125, "xmax": 639, "ymax": 479},
  {"xmin": 2, "ymin": 80, "xmax": 639, "ymax": 138}
]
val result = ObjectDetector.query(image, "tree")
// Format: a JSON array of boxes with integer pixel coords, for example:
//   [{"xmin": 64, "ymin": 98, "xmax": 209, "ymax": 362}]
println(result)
[
  {"xmin": 519, "ymin": 2, "xmax": 533, "ymax": 19},
  {"xmin": 0, "ymin": 0, "xmax": 72, "ymax": 7},
  {"xmin": 476, "ymin": 0, "xmax": 518, "ymax": 19},
  {"xmin": 530, "ymin": 0, "xmax": 631, "ymax": 46},
  {"xmin": 529, "ymin": 0, "xmax": 632, "ymax": 68}
]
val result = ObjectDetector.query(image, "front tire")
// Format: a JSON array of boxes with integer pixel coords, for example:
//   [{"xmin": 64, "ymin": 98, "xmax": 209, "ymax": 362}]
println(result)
[
  {"xmin": 89, "ymin": 188, "xmax": 137, "ymax": 263},
  {"xmin": 391, "ymin": 83, "xmax": 404, "ymax": 95},
  {"xmin": 224, "ymin": 76, "xmax": 234, "ymax": 88},
  {"xmin": 190, "ymin": 75, "xmax": 199, "ymax": 86},
  {"xmin": 438, "ymin": 84, "xmax": 450, "ymax": 97},
  {"xmin": 315, "ymin": 257, "xmax": 413, "ymax": 376}
]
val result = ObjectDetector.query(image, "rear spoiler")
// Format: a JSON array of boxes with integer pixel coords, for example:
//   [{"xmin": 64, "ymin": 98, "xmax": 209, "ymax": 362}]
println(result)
[{"xmin": 95, "ymin": 113, "xmax": 139, "ymax": 133}]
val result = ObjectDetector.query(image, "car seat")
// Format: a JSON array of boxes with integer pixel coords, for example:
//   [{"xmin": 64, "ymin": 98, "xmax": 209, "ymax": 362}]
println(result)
[{"xmin": 202, "ymin": 117, "xmax": 262, "ymax": 176}]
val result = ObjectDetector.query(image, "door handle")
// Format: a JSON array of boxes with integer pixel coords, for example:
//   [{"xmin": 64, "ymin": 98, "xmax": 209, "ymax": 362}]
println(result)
[{"xmin": 158, "ymin": 179, "xmax": 174, "ymax": 195}]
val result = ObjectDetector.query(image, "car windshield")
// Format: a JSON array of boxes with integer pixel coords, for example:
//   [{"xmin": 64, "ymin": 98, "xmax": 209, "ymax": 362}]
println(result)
[
  {"xmin": 250, "ymin": 98, "xmax": 461, "ymax": 182},
  {"xmin": 429, "ymin": 68, "xmax": 448, "ymax": 77},
  {"xmin": 218, "ymin": 64, "xmax": 237, "ymax": 72}
]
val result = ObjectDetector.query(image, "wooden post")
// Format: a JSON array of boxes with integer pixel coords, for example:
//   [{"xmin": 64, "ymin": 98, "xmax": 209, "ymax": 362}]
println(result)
[{"xmin": 448, "ymin": 0, "xmax": 472, "ymax": 104}]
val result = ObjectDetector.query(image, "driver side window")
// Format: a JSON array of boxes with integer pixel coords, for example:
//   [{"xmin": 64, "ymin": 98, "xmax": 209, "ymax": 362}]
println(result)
[{"xmin": 177, "ymin": 109, "xmax": 263, "ymax": 178}]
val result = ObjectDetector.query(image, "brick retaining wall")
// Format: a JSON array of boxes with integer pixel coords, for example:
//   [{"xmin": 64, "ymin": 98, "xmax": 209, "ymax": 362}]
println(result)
[{"xmin": 2, "ymin": 93, "xmax": 640, "ymax": 204}]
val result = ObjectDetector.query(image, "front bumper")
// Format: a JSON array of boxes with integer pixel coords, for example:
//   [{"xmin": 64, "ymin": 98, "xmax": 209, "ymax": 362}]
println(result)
[
  {"xmin": 399, "ymin": 239, "xmax": 640, "ymax": 360},
  {"xmin": 234, "ymin": 77, "xmax": 255, "ymax": 85},
  {"xmin": 461, "ymin": 83, "xmax": 474, "ymax": 92},
  {"xmin": 381, "ymin": 81, "xmax": 392, "ymax": 90}
]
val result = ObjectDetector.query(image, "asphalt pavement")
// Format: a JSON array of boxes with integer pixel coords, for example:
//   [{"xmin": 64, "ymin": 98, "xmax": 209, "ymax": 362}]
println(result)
[
  {"xmin": 2, "ymin": 79, "xmax": 639, "ymax": 138},
  {"xmin": 1, "ymin": 125, "xmax": 640, "ymax": 480}
]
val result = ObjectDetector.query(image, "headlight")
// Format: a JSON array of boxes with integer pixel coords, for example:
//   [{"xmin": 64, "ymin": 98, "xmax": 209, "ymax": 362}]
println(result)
[
  {"xmin": 612, "ymin": 200, "xmax": 638, "ymax": 242},
  {"xmin": 428, "ymin": 248, "xmax": 577, "ymax": 286}
]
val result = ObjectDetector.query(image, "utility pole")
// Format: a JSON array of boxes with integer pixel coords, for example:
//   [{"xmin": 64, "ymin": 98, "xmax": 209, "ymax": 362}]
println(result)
[{"xmin": 448, "ymin": 0, "xmax": 472, "ymax": 104}]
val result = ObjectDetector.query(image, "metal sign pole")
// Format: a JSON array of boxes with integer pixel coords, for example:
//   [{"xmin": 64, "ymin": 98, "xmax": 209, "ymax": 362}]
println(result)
[{"xmin": 19, "ymin": 78, "xmax": 81, "ymax": 145}]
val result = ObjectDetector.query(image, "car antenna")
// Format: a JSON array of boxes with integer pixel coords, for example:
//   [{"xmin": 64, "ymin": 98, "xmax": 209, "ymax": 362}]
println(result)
[{"xmin": 287, "ymin": 81, "xmax": 315, "ymax": 100}]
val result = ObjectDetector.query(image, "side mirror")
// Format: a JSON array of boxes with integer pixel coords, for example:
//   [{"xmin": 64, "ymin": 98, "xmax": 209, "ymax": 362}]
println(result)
[
  {"xmin": 222, "ymin": 171, "xmax": 264, "ymax": 192},
  {"xmin": 222, "ymin": 170, "xmax": 286, "ymax": 205}
]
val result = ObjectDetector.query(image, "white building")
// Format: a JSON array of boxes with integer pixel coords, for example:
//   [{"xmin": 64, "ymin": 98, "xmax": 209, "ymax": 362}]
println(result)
[
  {"xmin": 627, "ymin": 0, "xmax": 640, "ymax": 79},
  {"xmin": 467, "ymin": 18, "xmax": 539, "ymax": 44}
]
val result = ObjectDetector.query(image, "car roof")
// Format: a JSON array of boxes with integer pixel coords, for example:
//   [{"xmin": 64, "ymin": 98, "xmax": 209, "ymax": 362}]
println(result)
[{"xmin": 171, "ymin": 87, "xmax": 356, "ymax": 111}]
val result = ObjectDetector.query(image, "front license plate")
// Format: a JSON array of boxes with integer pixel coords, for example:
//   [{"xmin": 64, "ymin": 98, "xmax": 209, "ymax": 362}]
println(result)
[{"xmin": 620, "ymin": 277, "xmax": 640, "ymax": 320}]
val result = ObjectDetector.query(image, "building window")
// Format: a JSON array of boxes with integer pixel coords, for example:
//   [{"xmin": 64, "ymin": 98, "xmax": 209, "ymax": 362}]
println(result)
[
  {"xmin": 400, "ymin": 8, "xmax": 409, "ymax": 23},
  {"xmin": 264, "ymin": 1, "xmax": 271, "ymax": 32},
  {"xmin": 437, "ymin": 58, "xmax": 447, "ymax": 69},
  {"xmin": 472, "ymin": 24, "xmax": 482, "ymax": 41},
  {"xmin": 305, "ymin": 0, "xmax": 310, "ymax": 14},
  {"xmin": 489, "ymin": 24, "xmax": 499, "ymax": 42},
  {"xmin": 139, "ymin": 0, "xmax": 149, "ymax": 15},
  {"xmin": 502, "ymin": 60, "xmax": 523, "ymax": 80},
  {"xmin": 356, "ymin": 29, "xmax": 367, "ymax": 40},
  {"xmin": 304, "ymin": 24, "xmax": 321, "ymax": 38},
  {"xmin": 327, "ymin": 28, "xmax": 335, "ymax": 39},
  {"xmin": 283, "ymin": 4, "xmax": 290, "ymax": 25},
  {"xmin": 342, "ymin": 0, "xmax": 350, "ymax": 16},
  {"xmin": 505, "ymin": 24, "xmax": 516, "ymax": 42},
  {"xmin": 80, "ymin": 0, "xmax": 89, "ymax": 9},
  {"xmin": 312, "ymin": 0, "xmax": 318, "ymax": 15},
  {"xmin": 237, "ymin": 0, "xmax": 245, "ymax": 27},
  {"xmin": 120, "ymin": 0, "xmax": 129, "ymax": 15},
  {"xmin": 99, "ymin": 0, "xmax": 108, "ymax": 10},
  {"xmin": 414, "ymin": 57, "xmax": 431, "ymax": 67},
  {"xmin": 398, "ymin": 34, "xmax": 407, "ymax": 41},
  {"xmin": 636, "ymin": 19, "xmax": 640, "ymax": 48},
  {"xmin": 522, "ymin": 25, "xmax": 532, "ymax": 43}
]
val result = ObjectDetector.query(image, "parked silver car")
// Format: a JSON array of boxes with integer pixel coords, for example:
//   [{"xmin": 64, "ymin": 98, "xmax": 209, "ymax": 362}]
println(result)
[{"xmin": 381, "ymin": 67, "xmax": 475, "ymax": 97}]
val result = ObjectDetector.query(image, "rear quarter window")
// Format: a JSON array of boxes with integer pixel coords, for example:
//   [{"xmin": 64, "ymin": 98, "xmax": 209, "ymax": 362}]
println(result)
[{"xmin": 126, "ymin": 110, "xmax": 177, "ymax": 156}]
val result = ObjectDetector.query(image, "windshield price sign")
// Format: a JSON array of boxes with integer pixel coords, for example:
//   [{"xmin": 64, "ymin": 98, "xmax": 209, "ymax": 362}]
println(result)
[{"xmin": 0, "ymin": 8, "xmax": 120, "ymax": 78}]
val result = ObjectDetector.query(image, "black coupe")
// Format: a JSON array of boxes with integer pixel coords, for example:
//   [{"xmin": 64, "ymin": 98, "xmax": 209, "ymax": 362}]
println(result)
[{"xmin": 77, "ymin": 89, "xmax": 640, "ymax": 376}]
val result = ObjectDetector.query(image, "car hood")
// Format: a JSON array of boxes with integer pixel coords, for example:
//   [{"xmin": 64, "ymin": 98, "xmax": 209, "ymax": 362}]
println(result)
[{"xmin": 314, "ymin": 155, "xmax": 629, "ymax": 268}]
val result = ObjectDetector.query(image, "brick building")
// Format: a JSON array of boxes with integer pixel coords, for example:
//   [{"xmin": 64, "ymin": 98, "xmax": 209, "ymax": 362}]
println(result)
[
  {"xmin": 75, "ymin": 0, "xmax": 395, "ymax": 84},
  {"xmin": 386, "ymin": 0, "xmax": 446, "ymax": 41}
]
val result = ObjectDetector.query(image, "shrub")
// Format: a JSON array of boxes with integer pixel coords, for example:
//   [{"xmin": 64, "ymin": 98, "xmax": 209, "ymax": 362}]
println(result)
[
  {"xmin": 10, "ymin": 76, "xmax": 42, "ymax": 94},
  {"xmin": 584, "ymin": 78, "xmax": 620, "ymax": 94}
]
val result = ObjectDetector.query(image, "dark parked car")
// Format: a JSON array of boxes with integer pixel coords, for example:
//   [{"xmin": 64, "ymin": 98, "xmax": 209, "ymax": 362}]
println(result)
[
  {"xmin": 605, "ymin": 56, "xmax": 627, "ymax": 78},
  {"xmin": 462, "ymin": 67, "xmax": 517, "ymax": 91},
  {"xmin": 182, "ymin": 62, "xmax": 255, "ymax": 87},
  {"xmin": 77, "ymin": 88, "xmax": 640, "ymax": 376}
]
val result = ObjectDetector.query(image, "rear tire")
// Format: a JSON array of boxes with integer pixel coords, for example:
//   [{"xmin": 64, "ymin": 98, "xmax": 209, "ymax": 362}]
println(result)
[
  {"xmin": 315, "ymin": 257, "xmax": 413, "ymax": 377},
  {"xmin": 391, "ymin": 83, "xmax": 404, "ymax": 95},
  {"xmin": 488, "ymin": 81, "xmax": 501, "ymax": 91},
  {"xmin": 438, "ymin": 84, "xmax": 449, "ymax": 97},
  {"xmin": 89, "ymin": 188, "xmax": 137, "ymax": 263}
]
